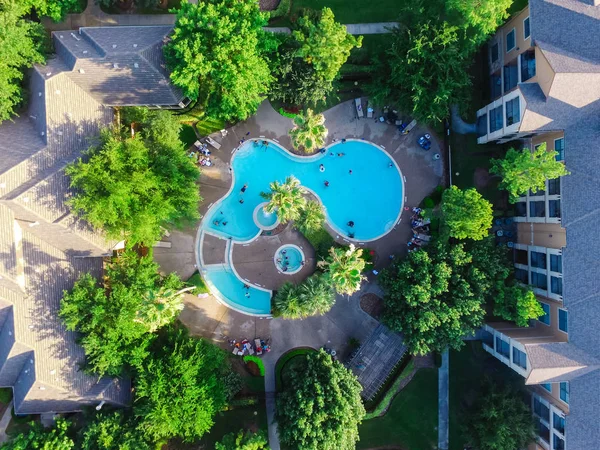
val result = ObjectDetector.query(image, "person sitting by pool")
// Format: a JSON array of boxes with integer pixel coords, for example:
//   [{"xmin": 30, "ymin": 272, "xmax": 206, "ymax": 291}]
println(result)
[
  {"xmin": 263, "ymin": 140, "xmax": 269, "ymax": 146},
  {"xmin": 282, "ymin": 249, "xmax": 287, "ymax": 255},
  {"xmin": 301, "ymin": 260, "xmax": 305, "ymax": 266},
  {"xmin": 276, "ymin": 258, "xmax": 282, "ymax": 263},
  {"xmin": 324, "ymin": 180, "xmax": 330, "ymax": 187},
  {"xmin": 341, "ymin": 138, "xmax": 347, "ymax": 144},
  {"xmin": 349, "ymin": 232, "xmax": 355, "ymax": 238},
  {"xmin": 282, "ymin": 266, "xmax": 288, "ymax": 272},
  {"xmin": 319, "ymin": 164, "xmax": 325, "ymax": 172},
  {"xmin": 319, "ymin": 148, "xmax": 326, "ymax": 154},
  {"xmin": 347, "ymin": 221, "xmax": 355, "ymax": 227},
  {"xmin": 243, "ymin": 284, "xmax": 250, "ymax": 289},
  {"xmin": 241, "ymin": 184, "xmax": 248, "ymax": 193}
]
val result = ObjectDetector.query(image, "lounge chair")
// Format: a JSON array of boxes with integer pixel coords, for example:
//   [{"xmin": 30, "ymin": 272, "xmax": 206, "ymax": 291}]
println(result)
[
  {"xmin": 206, "ymin": 136, "xmax": 222, "ymax": 150},
  {"xmin": 355, "ymin": 98, "xmax": 364, "ymax": 118},
  {"xmin": 367, "ymin": 101, "xmax": 373, "ymax": 118}
]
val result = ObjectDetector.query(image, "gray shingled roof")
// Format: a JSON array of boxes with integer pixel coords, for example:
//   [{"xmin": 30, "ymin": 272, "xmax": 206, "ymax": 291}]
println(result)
[
  {"xmin": 525, "ymin": 342, "xmax": 600, "ymax": 384},
  {"xmin": 54, "ymin": 26, "xmax": 184, "ymax": 106}
]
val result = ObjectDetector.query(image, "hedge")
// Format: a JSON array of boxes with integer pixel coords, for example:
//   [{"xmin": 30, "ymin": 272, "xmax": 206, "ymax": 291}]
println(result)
[
  {"xmin": 364, "ymin": 359, "xmax": 415, "ymax": 420},
  {"xmin": 269, "ymin": 0, "xmax": 291, "ymax": 19}
]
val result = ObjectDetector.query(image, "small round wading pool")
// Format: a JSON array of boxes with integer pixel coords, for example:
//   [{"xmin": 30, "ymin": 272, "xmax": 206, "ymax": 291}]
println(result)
[
  {"xmin": 253, "ymin": 202, "xmax": 280, "ymax": 231},
  {"xmin": 274, "ymin": 244, "xmax": 304, "ymax": 275}
]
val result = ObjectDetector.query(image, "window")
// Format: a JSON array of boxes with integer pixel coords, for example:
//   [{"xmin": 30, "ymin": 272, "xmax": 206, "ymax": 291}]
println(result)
[
  {"xmin": 515, "ymin": 202, "xmax": 527, "ymax": 217},
  {"xmin": 530, "ymin": 251, "xmax": 547, "ymax": 269},
  {"xmin": 548, "ymin": 178, "xmax": 561, "ymax": 196},
  {"xmin": 521, "ymin": 49, "xmax": 536, "ymax": 82},
  {"xmin": 539, "ymin": 302, "xmax": 550, "ymax": 325},
  {"xmin": 506, "ymin": 29, "xmax": 516, "ymax": 52},
  {"xmin": 559, "ymin": 381, "xmax": 569, "ymax": 404},
  {"xmin": 559, "ymin": 309, "xmax": 568, "ymax": 333},
  {"xmin": 553, "ymin": 413, "xmax": 565, "ymax": 435},
  {"xmin": 555, "ymin": 138, "xmax": 565, "ymax": 161},
  {"xmin": 491, "ymin": 73, "xmax": 502, "ymax": 98},
  {"xmin": 537, "ymin": 420, "xmax": 550, "ymax": 443},
  {"xmin": 504, "ymin": 64, "xmax": 519, "ymax": 91},
  {"xmin": 524, "ymin": 17, "xmax": 531, "ymax": 39},
  {"xmin": 531, "ymin": 271, "xmax": 548, "ymax": 290},
  {"xmin": 489, "ymin": 105, "xmax": 504, "ymax": 132},
  {"xmin": 515, "ymin": 249, "xmax": 528, "ymax": 265},
  {"xmin": 515, "ymin": 267, "xmax": 529, "ymax": 283},
  {"xmin": 551, "ymin": 277, "xmax": 563, "ymax": 296},
  {"xmin": 512, "ymin": 347, "xmax": 527, "ymax": 369},
  {"xmin": 491, "ymin": 42, "xmax": 499, "ymax": 63},
  {"xmin": 482, "ymin": 330, "xmax": 494, "ymax": 349},
  {"xmin": 549, "ymin": 200, "xmax": 561, "ymax": 218},
  {"xmin": 530, "ymin": 201, "xmax": 545, "ymax": 217},
  {"xmin": 505, "ymin": 97, "xmax": 520, "ymax": 125},
  {"xmin": 529, "ymin": 186, "xmax": 545, "ymax": 196},
  {"xmin": 550, "ymin": 254, "xmax": 562, "ymax": 273},
  {"xmin": 496, "ymin": 336, "xmax": 510, "ymax": 358},
  {"xmin": 553, "ymin": 434, "xmax": 565, "ymax": 450},
  {"xmin": 533, "ymin": 396, "xmax": 550, "ymax": 422},
  {"xmin": 541, "ymin": 382, "xmax": 552, "ymax": 392}
]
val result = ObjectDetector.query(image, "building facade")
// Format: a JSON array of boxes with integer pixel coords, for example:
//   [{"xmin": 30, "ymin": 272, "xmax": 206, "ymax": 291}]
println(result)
[{"xmin": 478, "ymin": 1, "xmax": 600, "ymax": 449}]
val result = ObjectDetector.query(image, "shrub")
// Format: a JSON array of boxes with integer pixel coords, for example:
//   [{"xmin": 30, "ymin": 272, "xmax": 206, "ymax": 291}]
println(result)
[
  {"xmin": 269, "ymin": 0, "xmax": 291, "ymax": 19},
  {"xmin": 243, "ymin": 355, "xmax": 266, "ymax": 376},
  {"xmin": 228, "ymin": 397, "xmax": 258, "ymax": 408},
  {"xmin": 423, "ymin": 197, "xmax": 435, "ymax": 208},
  {"xmin": 278, "ymin": 107, "xmax": 297, "ymax": 118}
]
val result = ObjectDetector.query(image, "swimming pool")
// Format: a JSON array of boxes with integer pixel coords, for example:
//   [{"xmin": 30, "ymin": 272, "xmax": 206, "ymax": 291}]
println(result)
[
  {"xmin": 253, "ymin": 202, "xmax": 280, "ymax": 230},
  {"xmin": 274, "ymin": 244, "xmax": 304, "ymax": 275},
  {"xmin": 203, "ymin": 139, "xmax": 404, "ymax": 242}
]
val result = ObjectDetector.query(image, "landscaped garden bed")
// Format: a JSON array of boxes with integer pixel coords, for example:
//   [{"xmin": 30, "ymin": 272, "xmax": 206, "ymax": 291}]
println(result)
[{"xmin": 275, "ymin": 347, "xmax": 317, "ymax": 391}]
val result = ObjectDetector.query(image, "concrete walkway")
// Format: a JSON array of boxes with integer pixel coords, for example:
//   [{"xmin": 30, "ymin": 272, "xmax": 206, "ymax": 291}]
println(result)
[
  {"xmin": 345, "ymin": 22, "xmax": 398, "ymax": 34},
  {"xmin": 0, "ymin": 401, "xmax": 13, "ymax": 444},
  {"xmin": 438, "ymin": 349, "xmax": 449, "ymax": 450}
]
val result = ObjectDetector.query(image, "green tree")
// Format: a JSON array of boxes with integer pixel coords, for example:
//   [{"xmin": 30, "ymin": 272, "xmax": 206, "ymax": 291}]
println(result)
[
  {"xmin": 134, "ymin": 326, "xmax": 230, "ymax": 443},
  {"xmin": 29, "ymin": 0, "xmax": 83, "ymax": 22},
  {"xmin": 0, "ymin": 419, "xmax": 74, "ymax": 450},
  {"xmin": 446, "ymin": 0, "xmax": 513, "ymax": 50},
  {"xmin": 368, "ymin": 19, "xmax": 471, "ymax": 124},
  {"xmin": 215, "ymin": 430, "xmax": 269, "ymax": 450},
  {"xmin": 164, "ymin": 0, "xmax": 272, "ymax": 122},
  {"xmin": 260, "ymin": 176, "xmax": 307, "ymax": 223},
  {"xmin": 463, "ymin": 380, "xmax": 536, "ymax": 450},
  {"xmin": 318, "ymin": 244, "xmax": 366, "ymax": 295},
  {"xmin": 441, "ymin": 186, "xmax": 493, "ymax": 240},
  {"xmin": 67, "ymin": 110, "xmax": 200, "ymax": 246},
  {"xmin": 0, "ymin": 1, "xmax": 47, "ymax": 123},
  {"xmin": 293, "ymin": 8, "xmax": 362, "ymax": 82},
  {"xmin": 494, "ymin": 285, "xmax": 545, "ymax": 327},
  {"xmin": 381, "ymin": 239, "xmax": 512, "ymax": 354},
  {"xmin": 273, "ymin": 274, "xmax": 336, "ymax": 319},
  {"xmin": 289, "ymin": 109, "xmax": 328, "ymax": 153},
  {"xmin": 277, "ymin": 350, "xmax": 364, "ymax": 450},
  {"xmin": 269, "ymin": 45, "xmax": 334, "ymax": 107},
  {"xmin": 78, "ymin": 411, "xmax": 151, "ymax": 450},
  {"xmin": 60, "ymin": 251, "xmax": 186, "ymax": 376},
  {"xmin": 490, "ymin": 144, "xmax": 570, "ymax": 203},
  {"xmin": 296, "ymin": 200, "xmax": 325, "ymax": 234}
]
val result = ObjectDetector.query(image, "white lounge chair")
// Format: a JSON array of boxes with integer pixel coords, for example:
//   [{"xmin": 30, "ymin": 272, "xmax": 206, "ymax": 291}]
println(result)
[
  {"xmin": 367, "ymin": 101, "xmax": 374, "ymax": 118},
  {"xmin": 206, "ymin": 136, "xmax": 222, "ymax": 150},
  {"xmin": 355, "ymin": 98, "xmax": 364, "ymax": 118}
]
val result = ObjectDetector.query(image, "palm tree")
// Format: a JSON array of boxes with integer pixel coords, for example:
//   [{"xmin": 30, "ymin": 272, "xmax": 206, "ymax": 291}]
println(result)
[
  {"xmin": 296, "ymin": 200, "xmax": 325, "ymax": 234},
  {"xmin": 135, "ymin": 285, "xmax": 191, "ymax": 332},
  {"xmin": 318, "ymin": 244, "xmax": 366, "ymax": 295},
  {"xmin": 297, "ymin": 274, "xmax": 336, "ymax": 316},
  {"xmin": 273, "ymin": 282, "xmax": 303, "ymax": 319},
  {"xmin": 289, "ymin": 109, "xmax": 328, "ymax": 153},
  {"xmin": 260, "ymin": 176, "xmax": 307, "ymax": 223}
]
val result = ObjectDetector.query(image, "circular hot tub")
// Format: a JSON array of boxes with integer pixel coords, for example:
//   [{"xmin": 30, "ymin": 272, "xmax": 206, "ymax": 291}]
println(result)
[
  {"xmin": 274, "ymin": 244, "xmax": 305, "ymax": 275},
  {"xmin": 253, "ymin": 202, "xmax": 280, "ymax": 231}
]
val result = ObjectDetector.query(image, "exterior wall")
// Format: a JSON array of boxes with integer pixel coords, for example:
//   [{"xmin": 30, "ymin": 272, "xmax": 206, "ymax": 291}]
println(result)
[
  {"xmin": 513, "ymin": 243, "xmax": 564, "ymax": 302},
  {"xmin": 535, "ymin": 47, "xmax": 556, "ymax": 98},
  {"xmin": 486, "ymin": 320, "xmax": 567, "ymax": 344},
  {"xmin": 517, "ymin": 222, "xmax": 566, "ymax": 248},
  {"xmin": 477, "ymin": 89, "xmax": 526, "ymax": 143},
  {"xmin": 488, "ymin": 6, "xmax": 532, "ymax": 73},
  {"xmin": 531, "ymin": 390, "xmax": 568, "ymax": 450},
  {"xmin": 532, "ymin": 383, "xmax": 570, "ymax": 415}
]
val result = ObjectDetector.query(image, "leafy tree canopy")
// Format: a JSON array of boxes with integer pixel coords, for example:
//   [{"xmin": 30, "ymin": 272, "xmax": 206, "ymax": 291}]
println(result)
[
  {"xmin": 29, "ymin": 0, "xmax": 83, "ymax": 22},
  {"xmin": 134, "ymin": 326, "xmax": 230, "ymax": 443},
  {"xmin": 60, "ymin": 251, "xmax": 186, "ymax": 376},
  {"xmin": 273, "ymin": 274, "xmax": 336, "ymax": 319},
  {"xmin": 318, "ymin": 244, "xmax": 366, "ymax": 295},
  {"xmin": 215, "ymin": 430, "xmax": 269, "ymax": 450},
  {"xmin": 494, "ymin": 285, "xmax": 544, "ymax": 327},
  {"xmin": 381, "ymin": 238, "xmax": 512, "ymax": 354},
  {"xmin": 295, "ymin": 200, "xmax": 325, "ymax": 234},
  {"xmin": 463, "ymin": 379, "xmax": 536, "ymax": 450},
  {"xmin": 441, "ymin": 186, "xmax": 493, "ymax": 240},
  {"xmin": 490, "ymin": 144, "xmax": 570, "ymax": 203},
  {"xmin": 289, "ymin": 108, "xmax": 328, "ymax": 153},
  {"xmin": 0, "ymin": 1, "xmax": 47, "ymax": 123},
  {"xmin": 78, "ymin": 411, "xmax": 151, "ymax": 450},
  {"xmin": 0, "ymin": 419, "xmax": 74, "ymax": 450},
  {"xmin": 260, "ymin": 176, "xmax": 307, "ymax": 223},
  {"xmin": 293, "ymin": 8, "xmax": 362, "ymax": 83},
  {"xmin": 164, "ymin": 0, "xmax": 273, "ymax": 121},
  {"xmin": 66, "ymin": 109, "xmax": 200, "ymax": 246},
  {"xmin": 276, "ymin": 349, "xmax": 365, "ymax": 450}
]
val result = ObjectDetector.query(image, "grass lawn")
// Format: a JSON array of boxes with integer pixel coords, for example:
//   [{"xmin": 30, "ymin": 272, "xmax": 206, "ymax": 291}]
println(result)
[
  {"xmin": 281, "ymin": 0, "xmax": 403, "ymax": 25},
  {"xmin": 358, "ymin": 368, "xmax": 438, "ymax": 450},
  {"xmin": 187, "ymin": 271, "xmax": 209, "ymax": 294},
  {"xmin": 179, "ymin": 123, "xmax": 198, "ymax": 148}
]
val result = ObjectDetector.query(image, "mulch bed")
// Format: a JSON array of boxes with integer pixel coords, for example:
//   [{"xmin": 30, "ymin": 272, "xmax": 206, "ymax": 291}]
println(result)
[
  {"xmin": 360, "ymin": 293, "xmax": 384, "ymax": 319},
  {"xmin": 245, "ymin": 360, "xmax": 261, "ymax": 377},
  {"xmin": 259, "ymin": 0, "xmax": 280, "ymax": 11}
]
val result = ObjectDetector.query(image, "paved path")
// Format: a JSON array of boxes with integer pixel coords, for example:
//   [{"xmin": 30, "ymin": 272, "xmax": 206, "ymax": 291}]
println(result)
[
  {"xmin": 345, "ymin": 22, "xmax": 398, "ymax": 34},
  {"xmin": 0, "ymin": 401, "xmax": 13, "ymax": 444},
  {"xmin": 438, "ymin": 349, "xmax": 449, "ymax": 450},
  {"xmin": 450, "ymin": 104, "xmax": 478, "ymax": 134}
]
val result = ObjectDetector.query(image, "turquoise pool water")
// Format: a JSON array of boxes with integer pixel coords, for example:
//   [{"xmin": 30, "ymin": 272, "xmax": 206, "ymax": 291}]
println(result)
[
  {"xmin": 256, "ymin": 206, "xmax": 278, "ymax": 228},
  {"xmin": 204, "ymin": 140, "xmax": 403, "ymax": 242},
  {"xmin": 202, "ymin": 264, "xmax": 271, "ymax": 315},
  {"xmin": 276, "ymin": 245, "xmax": 303, "ymax": 273}
]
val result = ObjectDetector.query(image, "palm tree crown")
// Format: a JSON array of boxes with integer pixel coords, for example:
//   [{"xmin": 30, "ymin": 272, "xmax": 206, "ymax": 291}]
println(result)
[
  {"xmin": 296, "ymin": 200, "xmax": 325, "ymax": 234},
  {"xmin": 318, "ymin": 244, "xmax": 366, "ymax": 295},
  {"xmin": 289, "ymin": 109, "xmax": 328, "ymax": 153},
  {"xmin": 260, "ymin": 176, "xmax": 307, "ymax": 223}
]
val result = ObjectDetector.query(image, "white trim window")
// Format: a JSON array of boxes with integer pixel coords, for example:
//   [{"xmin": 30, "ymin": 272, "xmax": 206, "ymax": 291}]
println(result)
[
  {"xmin": 514, "ymin": 245, "xmax": 563, "ymax": 301},
  {"xmin": 524, "ymin": 17, "xmax": 531, "ymax": 39},
  {"xmin": 532, "ymin": 393, "xmax": 568, "ymax": 450},
  {"xmin": 554, "ymin": 137, "xmax": 565, "ymax": 161},
  {"xmin": 538, "ymin": 302, "xmax": 551, "ymax": 326},
  {"xmin": 558, "ymin": 308, "xmax": 568, "ymax": 334},
  {"xmin": 506, "ymin": 28, "xmax": 516, "ymax": 52}
]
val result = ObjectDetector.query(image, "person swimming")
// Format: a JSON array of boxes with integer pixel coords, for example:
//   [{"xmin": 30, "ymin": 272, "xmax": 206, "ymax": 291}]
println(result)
[
  {"xmin": 324, "ymin": 180, "xmax": 330, "ymax": 187},
  {"xmin": 319, "ymin": 164, "xmax": 325, "ymax": 172},
  {"xmin": 347, "ymin": 221, "xmax": 355, "ymax": 227},
  {"xmin": 241, "ymin": 184, "xmax": 248, "ymax": 193}
]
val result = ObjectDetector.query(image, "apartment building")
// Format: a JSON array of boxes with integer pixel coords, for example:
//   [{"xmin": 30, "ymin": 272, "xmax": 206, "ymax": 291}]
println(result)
[{"xmin": 476, "ymin": 1, "xmax": 600, "ymax": 449}]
